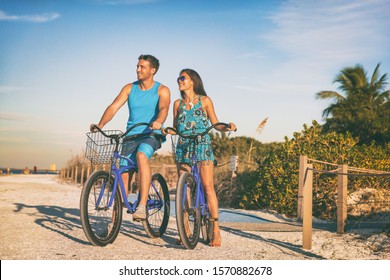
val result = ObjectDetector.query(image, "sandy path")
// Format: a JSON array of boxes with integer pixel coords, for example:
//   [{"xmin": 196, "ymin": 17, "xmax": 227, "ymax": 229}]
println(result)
[{"xmin": 0, "ymin": 174, "xmax": 388, "ymax": 260}]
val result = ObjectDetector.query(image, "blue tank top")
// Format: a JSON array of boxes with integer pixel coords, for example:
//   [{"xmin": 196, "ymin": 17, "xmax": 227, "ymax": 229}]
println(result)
[{"xmin": 126, "ymin": 81, "xmax": 162, "ymax": 136}]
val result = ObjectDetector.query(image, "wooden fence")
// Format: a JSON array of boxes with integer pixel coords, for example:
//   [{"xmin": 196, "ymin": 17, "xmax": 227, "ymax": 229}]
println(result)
[
  {"xmin": 60, "ymin": 163, "xmax": 177, "ymax": 189},
  {"xmin": 298, "ymin": 155, "xmax": 390, "ymax": 250}
]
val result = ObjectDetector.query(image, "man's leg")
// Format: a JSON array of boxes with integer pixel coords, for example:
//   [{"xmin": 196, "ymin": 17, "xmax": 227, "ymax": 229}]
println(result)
[
  {"xmin": 132, "ymin": 142, "xmax": 157, "ymax": 220},
  {"xmin": 136, "ymin": 151, "xmax": 151, "ymax": 207},
  {"xmin": 121, "ymin": 171, "xmax": 135, "ymax": 199}
]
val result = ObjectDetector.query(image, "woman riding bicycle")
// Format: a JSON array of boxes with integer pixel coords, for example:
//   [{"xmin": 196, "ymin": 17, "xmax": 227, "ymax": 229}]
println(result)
[{"xmin": 164, "ymin": 68, "xmax": 236, "ymax": 247}]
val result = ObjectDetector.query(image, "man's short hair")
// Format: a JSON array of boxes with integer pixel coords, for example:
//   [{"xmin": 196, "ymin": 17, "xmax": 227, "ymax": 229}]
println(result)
[{"xmin": 138, "ymin": 54, "xmax": 160, "ymax": 74}]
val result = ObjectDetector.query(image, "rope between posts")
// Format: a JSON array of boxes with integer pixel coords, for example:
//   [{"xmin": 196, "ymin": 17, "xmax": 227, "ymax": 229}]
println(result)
[
  {"xmin": 215, "ymin": 161, "xmax": 230, "ymax": 168},
  {"xmin": 307, "ymin": 157, "xmax": 339, "ymax": 167},
  {"xmin": 307, "ymin": 168, "xmax": 390, "ymax": 177}
]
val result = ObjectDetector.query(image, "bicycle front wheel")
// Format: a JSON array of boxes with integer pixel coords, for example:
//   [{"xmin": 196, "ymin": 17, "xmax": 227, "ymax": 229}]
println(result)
[
  {"xmin": 142, "ymin": 173, "xmax": 170, "ymax": 238},
  {"xmin": 175, "ymin": 172, "xmax": 201, "ymax": 249},
  {"xmin": 80, "ymin": 170, "xmax": 123, "ymax": 246}
]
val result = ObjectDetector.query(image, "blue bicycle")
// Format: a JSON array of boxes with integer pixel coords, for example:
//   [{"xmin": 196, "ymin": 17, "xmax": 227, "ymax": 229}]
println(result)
[
  {"xmin": 165, "ymin": 122, "xmax": 231, "ymax": 249},
  {"xmin": 80, "ymin": 123, "xmax": 170, "ymax": 246}
]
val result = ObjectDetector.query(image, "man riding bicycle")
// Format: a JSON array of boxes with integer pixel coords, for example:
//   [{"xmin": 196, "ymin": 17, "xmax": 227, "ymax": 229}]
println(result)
[{"xmin": 90, "ymin": 54, "xmax": 171, "ymax": 220}]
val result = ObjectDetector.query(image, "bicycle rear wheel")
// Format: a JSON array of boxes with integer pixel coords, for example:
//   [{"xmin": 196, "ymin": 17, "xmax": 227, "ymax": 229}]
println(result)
[
  {"xmin": 142, "ymin": 173, "xmax": 170, "ymax": 238},
  {"xmin": 80, "ymin": 170, "xmax": 123, "ymax": 246},
  {"xmin": 175, "ymin": 172, "xmax": 200, "ymax": 249}
]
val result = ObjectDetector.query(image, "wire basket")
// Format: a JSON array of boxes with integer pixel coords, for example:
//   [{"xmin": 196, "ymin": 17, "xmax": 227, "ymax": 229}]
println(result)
[{"xmin": 85, "ymin": 130, "xmax": 123, "ymax": 165}]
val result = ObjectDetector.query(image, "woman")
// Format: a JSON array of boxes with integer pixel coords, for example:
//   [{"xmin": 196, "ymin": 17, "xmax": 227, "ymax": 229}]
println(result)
[{"xmin": 166, "ymin": 69, "xmax": 236, "ymax": 247}]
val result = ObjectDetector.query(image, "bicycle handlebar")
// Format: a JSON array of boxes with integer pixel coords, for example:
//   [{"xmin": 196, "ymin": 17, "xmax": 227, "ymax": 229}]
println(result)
[
  {"xmin": 90, "ymin": 122, "xmax": 152, "ymax": 140},
  {"xmin": 164, "ymin": 122, "xmax": 235, "ymax": 139}
]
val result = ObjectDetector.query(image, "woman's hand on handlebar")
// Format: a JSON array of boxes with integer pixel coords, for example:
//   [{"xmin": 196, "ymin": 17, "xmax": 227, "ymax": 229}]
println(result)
[
  {"xmin": 161, "ymin": 127, "xmax": 177, "ymax": 136},
  {"xmin": 227, "ymin": 122, "xmax": 237, "ymax": 132},
  {"xmin": 215, "ymin": 122, "xmax": 237, "ymax": 132}
]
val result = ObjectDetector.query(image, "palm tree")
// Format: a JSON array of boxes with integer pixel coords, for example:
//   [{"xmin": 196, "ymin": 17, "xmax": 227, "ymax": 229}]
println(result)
[{"xmin": 316, "ymin": 63, "xmax": 390, "ymax": 145}]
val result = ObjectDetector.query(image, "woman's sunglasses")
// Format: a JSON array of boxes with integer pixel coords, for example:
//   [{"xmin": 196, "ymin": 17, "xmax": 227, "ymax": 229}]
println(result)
[{"xmin": 177, "ymin": 76, "xmax": 187, "ymax": 83}]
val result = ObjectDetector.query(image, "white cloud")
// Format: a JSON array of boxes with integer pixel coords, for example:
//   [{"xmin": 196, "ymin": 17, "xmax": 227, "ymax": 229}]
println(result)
[
  {"xmin": 264, "ymin": 0, "xmax": 390, "ymax": 64},
  {"xmin": 0, "ymin": 112, "xmax": 31, "ymax": 122},
  {"xmin": 97, "ymin": 0, "xmax": 161, "ymax": 5},
  {"xmin": 234, "ymin": 52, "xmax": 266, "ymax": 60},
  {"xmin": 0, "ymin": 10, "xmax": 60, "ymax": 23},
  {"xmin": 0, "ymin": 86, "xmax": 25, "ymax": 94}
]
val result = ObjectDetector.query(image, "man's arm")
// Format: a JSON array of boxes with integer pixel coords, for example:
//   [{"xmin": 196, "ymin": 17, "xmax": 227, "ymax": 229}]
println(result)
[
  {"xmin": 150, "ymin": 84, "xmax": 171, "ymax": 130},
  {"xmin": 91, "ymin": 83, "xmax": 132, "ymax": 131}
]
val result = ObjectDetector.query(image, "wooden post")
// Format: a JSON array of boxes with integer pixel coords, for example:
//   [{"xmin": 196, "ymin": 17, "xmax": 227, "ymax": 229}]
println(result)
[
  {"xmin": 80, "ymin": 165, "xmax": 85, "ymax": 185},
  {"xmin": 302, "ymin": 163, "xmax": 313, "ymax": 250},
  {"xmin": 161, "ymin": 164, "xmax": 166, "ymax": 178},
  {"xmin": 298, "ymin": 155, "xmax": 307, "ymax": 221},
  {"xmin": 337, "ymin": 164, "xmax": 348, "ymax": 234},
  {"xmin": 87, "ymin": 164, "xmax": 91, "ymax": 178},
  {"xmin": 75, "ymin": 166, "xmax": 78, "ymax": 184}
]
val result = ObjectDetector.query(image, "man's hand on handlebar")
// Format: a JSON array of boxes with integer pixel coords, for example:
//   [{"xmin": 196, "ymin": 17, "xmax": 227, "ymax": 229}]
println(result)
[
  {"xmin": 149, "ymin": 121, "xmax": 162, "ymax": 130},
  {"xmin": 90, "ymin": 124, "xmax": 104, "ymax": 133}
]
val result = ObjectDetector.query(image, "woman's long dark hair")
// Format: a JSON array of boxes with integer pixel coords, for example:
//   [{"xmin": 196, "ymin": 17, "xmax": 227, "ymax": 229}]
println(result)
[{"xmin": 179, "ymin": 68, "xmax": 207, "ymax": 99}]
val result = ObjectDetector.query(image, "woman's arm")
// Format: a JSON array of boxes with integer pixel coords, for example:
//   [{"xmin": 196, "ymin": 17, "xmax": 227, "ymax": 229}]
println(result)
[{"xmin": 202, "ymin": 96, "xmax": 237, "ymax": 131}]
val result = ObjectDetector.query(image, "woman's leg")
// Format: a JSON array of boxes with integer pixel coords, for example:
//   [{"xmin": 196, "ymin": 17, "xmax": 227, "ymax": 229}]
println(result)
[{"xmin": 200, "ymin": 161, "xmax": 221, "ymax": 246}]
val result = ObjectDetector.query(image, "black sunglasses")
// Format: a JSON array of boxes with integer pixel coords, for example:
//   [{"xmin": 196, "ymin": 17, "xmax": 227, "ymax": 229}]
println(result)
[{"xmin": 177, "ymin": 76, "xmax": 187, "ymax": 83}]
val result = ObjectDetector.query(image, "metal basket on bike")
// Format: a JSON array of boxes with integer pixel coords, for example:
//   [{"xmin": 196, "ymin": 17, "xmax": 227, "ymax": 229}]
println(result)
[{"xmin": 85, "ymin": 130, "xmax": 123, "ymax": 165}]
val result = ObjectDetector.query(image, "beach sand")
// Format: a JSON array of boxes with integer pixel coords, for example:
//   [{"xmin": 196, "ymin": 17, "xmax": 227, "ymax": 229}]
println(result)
[{"xmin": 0, "ymin": 174, "xmax": 388, "ymax": 260}]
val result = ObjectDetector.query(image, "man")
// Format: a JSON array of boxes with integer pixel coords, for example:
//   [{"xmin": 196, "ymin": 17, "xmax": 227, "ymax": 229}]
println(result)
[{"xmin": 90, "ymin": 54, "xmax": 171, "ymax": 220}]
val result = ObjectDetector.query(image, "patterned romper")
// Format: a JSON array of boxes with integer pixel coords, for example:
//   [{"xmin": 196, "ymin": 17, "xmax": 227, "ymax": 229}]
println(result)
[{"xmin": 175, "ymin": 96, "xmax": 215, "ymax": 165}]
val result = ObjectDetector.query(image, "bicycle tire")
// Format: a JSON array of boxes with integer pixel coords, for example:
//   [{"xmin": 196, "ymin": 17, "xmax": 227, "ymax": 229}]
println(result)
[
  {"xmin": 80, "ymin": 170, "xmax": 123, "ymax": 246},
  {"xmin": 175, "ymin": 172, "xmax": 201, "ymax": 249},
  {"xmin": 142, "ymin": 173, "xmax": 170, "ymax": 238}
]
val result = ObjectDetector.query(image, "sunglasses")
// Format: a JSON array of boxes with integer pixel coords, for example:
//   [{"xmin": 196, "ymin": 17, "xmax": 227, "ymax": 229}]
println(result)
[{"xmin": 177, "ymin": 76, "xmax": 187, "ymax": 83}]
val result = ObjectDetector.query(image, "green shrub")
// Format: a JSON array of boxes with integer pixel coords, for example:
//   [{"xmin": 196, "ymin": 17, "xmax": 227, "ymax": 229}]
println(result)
[{"xmin": 236, "ymin": 121, "xmax": 389, "ymax": 219}]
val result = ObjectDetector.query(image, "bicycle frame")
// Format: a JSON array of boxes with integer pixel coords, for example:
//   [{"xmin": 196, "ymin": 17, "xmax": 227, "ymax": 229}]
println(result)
[
  {"xmin": 92, "ymin": 131, "xmax": 164, "ymax": 215},
  {"xmin": 180, "ymin": 149, "xmax": 208, "ymax": 218},
  {"xmin": 170, "ymin": 122, "xmax": 232, "ymax": 218}
]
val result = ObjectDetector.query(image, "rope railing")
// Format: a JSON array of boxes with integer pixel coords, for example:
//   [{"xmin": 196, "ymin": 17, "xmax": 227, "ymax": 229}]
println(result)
[
  {"xmin": 307, "ymin": 167, "xmax": 390, "ymax": 177},
  {"xmin": 306, "ymin": 156, "xmax": 390, "ymax": 175},
  {"xmin": 347, "ymin": 166, "xmax": 390, "ymax": 174},
  {"xmin": 307, "ymin": 157, "xmax": 339, "ymax": 167},
  {"xmin": 298, "ymin": 155, "xmax": 389, "ymax": 250}
]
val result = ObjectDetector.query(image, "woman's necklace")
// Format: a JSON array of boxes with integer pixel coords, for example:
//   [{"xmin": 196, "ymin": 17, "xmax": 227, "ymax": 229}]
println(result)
[{"xmin": 184, "ymin": 95, "xmax": 198, "ymax": 109}]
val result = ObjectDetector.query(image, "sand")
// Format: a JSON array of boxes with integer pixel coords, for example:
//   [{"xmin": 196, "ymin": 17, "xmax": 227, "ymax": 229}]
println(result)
[{"xmin": 0, "ymin": 174, "xmax": 389, "ymax": 261}]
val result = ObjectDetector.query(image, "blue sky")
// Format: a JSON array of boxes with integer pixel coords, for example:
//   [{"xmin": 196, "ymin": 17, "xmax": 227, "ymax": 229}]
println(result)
[{"xmin": 1, "ymin": 0, "xmax": 389, "ymax": 169}]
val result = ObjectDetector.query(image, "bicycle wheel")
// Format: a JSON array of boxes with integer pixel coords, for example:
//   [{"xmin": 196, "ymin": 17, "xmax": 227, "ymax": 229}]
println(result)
[
  {"xmin": 175, "ymin": 172, "xmax": 201, "ymax": 249},
  {"xmin": 142, "ymin": 173, "xmax": 170, "ymax": 238},
  {"xmin": 80, "ymin": 170, "xmax": 123, "ymax": 246}
]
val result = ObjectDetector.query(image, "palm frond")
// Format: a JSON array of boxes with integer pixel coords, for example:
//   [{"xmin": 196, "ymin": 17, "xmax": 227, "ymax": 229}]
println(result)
[
  {"xmin": 316, "ymin": 91, "xmax": 345, "ymax": 101},
  {"xmin": 256, "ymin": 117, "xmax": 269, "ymax": 134}
]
